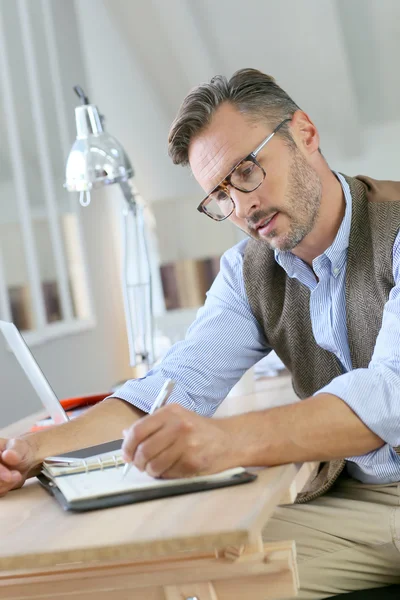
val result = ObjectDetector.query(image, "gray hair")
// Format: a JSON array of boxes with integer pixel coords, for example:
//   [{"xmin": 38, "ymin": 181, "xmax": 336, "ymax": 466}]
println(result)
[{"xmin": 168, "ymin": 68, "xmax": 300, "ymax": 166}]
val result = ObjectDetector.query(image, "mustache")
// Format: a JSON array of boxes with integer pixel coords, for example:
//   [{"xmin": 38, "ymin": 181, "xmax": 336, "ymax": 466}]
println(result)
[{"xmin": 247, "ymin": 209, "xmax": 280, "ymax": 230}]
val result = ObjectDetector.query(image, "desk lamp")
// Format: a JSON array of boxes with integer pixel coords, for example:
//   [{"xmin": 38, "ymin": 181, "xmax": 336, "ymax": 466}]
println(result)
[{"xmin": 64, "ymin": 85, "xmax": 154, "ymax": 369}]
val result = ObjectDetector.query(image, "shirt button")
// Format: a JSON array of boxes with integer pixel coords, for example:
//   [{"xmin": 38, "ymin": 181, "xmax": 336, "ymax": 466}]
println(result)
[{"xmin": 333, "ymin": 267, "xmax": 340, "ymax": 275}]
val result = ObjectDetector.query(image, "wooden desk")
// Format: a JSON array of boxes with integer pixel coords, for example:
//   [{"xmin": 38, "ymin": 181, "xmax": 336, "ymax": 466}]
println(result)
[{"xmin": 0, "ymin": 380, "xmax": 315, "ymax": 600}]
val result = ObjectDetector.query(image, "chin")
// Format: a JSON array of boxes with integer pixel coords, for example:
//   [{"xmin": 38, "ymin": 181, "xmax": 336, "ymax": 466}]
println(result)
[
  {"xmin": 265, "ymin": 238, "xmax": 283, "ymax": 251},
  {"xmin": 261, "ymin": 232, "xmax": 294, "ymax": 252},
  {"xmin": 258, "ymin": 229, "xmax": 282, "ymax": 248}
]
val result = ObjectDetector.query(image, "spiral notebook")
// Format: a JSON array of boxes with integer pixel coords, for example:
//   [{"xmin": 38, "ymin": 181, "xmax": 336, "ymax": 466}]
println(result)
[{"xmin": 38, "ymin": 440, "xmax": 257, "ymax": 512}]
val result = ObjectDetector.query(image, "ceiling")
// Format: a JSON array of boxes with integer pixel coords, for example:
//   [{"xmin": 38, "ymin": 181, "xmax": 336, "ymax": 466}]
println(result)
[
  {"xmin": 106, "ymin": 0, "xmax": 400, "ymax": 160},
  {"xmin": 1, "ymin": 0, "xmax": 399, "ymax": 200}
]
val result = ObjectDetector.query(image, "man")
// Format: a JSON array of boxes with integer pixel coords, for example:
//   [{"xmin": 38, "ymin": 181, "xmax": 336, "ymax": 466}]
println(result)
[{"xmin": 1, "ymin": 69, "xmax": 400, "ymax": 598}]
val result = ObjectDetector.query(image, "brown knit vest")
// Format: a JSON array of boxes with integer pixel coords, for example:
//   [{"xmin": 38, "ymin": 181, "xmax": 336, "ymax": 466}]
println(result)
[{"xmin": 243, "ymin": 175, "xmax": 400, "ymax": 503}]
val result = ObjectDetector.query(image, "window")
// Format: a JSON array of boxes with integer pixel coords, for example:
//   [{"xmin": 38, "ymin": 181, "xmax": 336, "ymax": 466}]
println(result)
[{"xmin": 0, "ymin": 0, "xmax": 93, "ymax": 345}]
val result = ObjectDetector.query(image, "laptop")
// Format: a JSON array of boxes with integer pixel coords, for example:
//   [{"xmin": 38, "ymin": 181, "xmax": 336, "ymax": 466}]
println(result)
[{"xmin": 0, "ymin": 320, "xmax": 69, "ymax": 425}]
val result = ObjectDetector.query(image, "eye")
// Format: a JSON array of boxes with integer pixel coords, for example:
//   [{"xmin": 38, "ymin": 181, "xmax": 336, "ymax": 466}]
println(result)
[
  {"xmin": 237, "ymin": 162, "xmax": 255, "ymax": 181},
  {"xmin": 214, "ymin": 190, "xmax": 229, "ymax": 203}
]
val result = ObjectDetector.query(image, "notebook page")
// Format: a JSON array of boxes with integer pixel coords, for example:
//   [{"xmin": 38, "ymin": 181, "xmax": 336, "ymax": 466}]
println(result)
[
  {"xmin": 55, "ymin": 465, "xmax": 245, "ymax": 504},
  {"xmin": 45, "ymin": 440, "xmax": 123, "ymax": 466},
  {"xmin": 43, "ymin": 449, "xmax": 125, "ymax": 477}
]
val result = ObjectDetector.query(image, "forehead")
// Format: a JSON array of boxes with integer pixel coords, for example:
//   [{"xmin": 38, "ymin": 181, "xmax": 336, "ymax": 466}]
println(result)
[{"xmin": 188, "ymin": 103, "xmax": 268, "ymax": 192}]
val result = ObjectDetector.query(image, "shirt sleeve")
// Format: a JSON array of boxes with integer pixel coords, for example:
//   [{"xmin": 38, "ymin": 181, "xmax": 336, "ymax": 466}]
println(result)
[
  {"xmin": 110, "ymin": 240, "xmax": 270, "ymax": 417},
  {"xmin": 317, "ymin": 229, "xmax": 400, "ymax": 448}
]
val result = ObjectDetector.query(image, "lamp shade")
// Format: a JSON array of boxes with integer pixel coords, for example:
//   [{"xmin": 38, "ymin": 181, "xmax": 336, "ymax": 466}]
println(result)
[{"xmin": 65, "ymin": 104, "xmax": 133, "ymax": 192}]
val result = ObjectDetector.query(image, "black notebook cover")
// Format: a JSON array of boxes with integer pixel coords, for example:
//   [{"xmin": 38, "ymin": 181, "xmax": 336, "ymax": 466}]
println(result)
[{"xmin": 37, "ymin": 470, "xmax": 257, "ymax": 512}]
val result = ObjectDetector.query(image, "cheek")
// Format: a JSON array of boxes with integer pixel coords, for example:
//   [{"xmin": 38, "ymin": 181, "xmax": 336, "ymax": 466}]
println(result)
[
  {"xmin": 228, "ymin": 213, "xmax": 250, "ymax": 233},
  {"xmin": 267, "ymin": 169, "xmax": 286, "ymax": 197},
  {"xmin": 263, "ymin": 155, "xmax": 291, "ymax": 196}
]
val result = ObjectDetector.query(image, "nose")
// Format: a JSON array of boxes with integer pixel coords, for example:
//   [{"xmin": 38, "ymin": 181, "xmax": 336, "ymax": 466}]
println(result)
[{"xmin": 230, "ymin": 188, "xmax": 261, "ymax": 220}]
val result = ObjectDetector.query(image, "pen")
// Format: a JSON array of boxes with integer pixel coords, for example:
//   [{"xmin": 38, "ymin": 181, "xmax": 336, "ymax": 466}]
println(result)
[{"xmin": 121, "ymin": 378, "xmax": 176, "ymax": 479}]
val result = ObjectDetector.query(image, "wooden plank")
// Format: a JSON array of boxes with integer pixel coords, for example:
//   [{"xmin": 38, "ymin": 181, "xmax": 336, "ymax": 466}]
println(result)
[
  {"xmin": 279, "ymin": 461, "xmax": 319, "ymax": 505},
  {"xmin": 0, "ymin": 541, "xmax": 296, "ymax": 598},
  {"xmin": 164, "ymin": 582, "xmax": 218, "ymax": 600},
  {"xmin": 214, "ymin": 570, "xmax": 298, "ymax": 599},
  {"xmin": 0, "ymin": 463, "xmax": 300, "ymax": 571}
]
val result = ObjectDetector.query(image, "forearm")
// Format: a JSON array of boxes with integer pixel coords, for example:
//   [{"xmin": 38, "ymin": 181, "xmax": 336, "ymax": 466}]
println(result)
[
  {"xmin": 225, "ymin": 393, "xmax": 385, "ymax": 467},
  {"xmin": 22, "ymin": 398, "xmax": 145, "ymax": 466}
]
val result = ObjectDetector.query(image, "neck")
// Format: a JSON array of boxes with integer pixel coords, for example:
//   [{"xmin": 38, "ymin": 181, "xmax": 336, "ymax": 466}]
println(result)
[{"xmin": 292, "ymin": 170, "xmax": 345, "ymax": 267}]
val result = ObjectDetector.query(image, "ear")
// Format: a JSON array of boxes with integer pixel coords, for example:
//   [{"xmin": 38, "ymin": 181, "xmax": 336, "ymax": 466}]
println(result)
[{"xmin": 290, "ymin": 110, "xmax": 320, "ymax": 155}]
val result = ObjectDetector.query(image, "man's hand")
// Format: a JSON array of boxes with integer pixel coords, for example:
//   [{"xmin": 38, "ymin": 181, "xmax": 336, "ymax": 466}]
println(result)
[
  {"xmin": 0, "ymin": 398, "xmax": 144, "ymax": 500},
  {"xmin": 0, "ymin": 437, "xmax": 37, "ymax": 497},
  {"xmin": 121, "ymin": 404, "xmax": 236, "ymax": 478}
]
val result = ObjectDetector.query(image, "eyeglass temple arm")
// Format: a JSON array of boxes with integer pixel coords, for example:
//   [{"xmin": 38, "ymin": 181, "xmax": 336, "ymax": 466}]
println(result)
[{"xmin": 252, "ymin": 118, "xmax": 292, "ymax": 157}]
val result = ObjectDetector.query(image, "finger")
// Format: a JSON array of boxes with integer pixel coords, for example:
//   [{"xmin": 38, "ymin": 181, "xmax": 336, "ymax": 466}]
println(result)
[
  {"xmin": 145, "ymin": 437, "xmax": 190, "ymax": 479},
  {"xmin": 134, "ymin": 424, "xmax": 181, "ymax": 471},
  {"xmin": 122, "ymin": 412, "xmax": 166, "ymax": 461},
  {"xmin": 1, "ymin": 448, "xmax": 24, "ymax": 467},
  {"xmin": 8, "ymin": 470, "xmax": 22, "ymax": 484},
  {"xmin": 0, "ymin": 463, "xmax": 13, "ymax": 483},
  {"xmin": 0, "ymin": 471, "xmax": 22, "ymax": 497},
  {"xmin": 162, "ymin": 457, "xmax": 210, "ymax": 479}
]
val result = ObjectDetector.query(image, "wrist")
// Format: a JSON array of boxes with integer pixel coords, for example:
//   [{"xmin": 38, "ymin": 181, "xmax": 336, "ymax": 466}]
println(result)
[
  {"xmin": 20, "ymin": 431, "xmax": 43, "ymax": 466},
  {"xmin": 219, "ymin": 412, "xmax": 268, "ymax": 467}
]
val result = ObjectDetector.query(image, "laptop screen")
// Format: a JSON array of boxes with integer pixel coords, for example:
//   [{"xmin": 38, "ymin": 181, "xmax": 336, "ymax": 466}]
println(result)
[{"xmin": 0, "ymin": 320, "xmax": 68, "ymax": 426}]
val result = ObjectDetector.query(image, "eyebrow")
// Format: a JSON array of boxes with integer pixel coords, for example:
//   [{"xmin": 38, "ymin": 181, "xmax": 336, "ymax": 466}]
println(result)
[
  {"xmin": 228, "ymin": 155, "xmax": 245, "ymax": 172},
  {"xmin": 213, "ymin": 152, "xmax": 248, "ymax": 190}
]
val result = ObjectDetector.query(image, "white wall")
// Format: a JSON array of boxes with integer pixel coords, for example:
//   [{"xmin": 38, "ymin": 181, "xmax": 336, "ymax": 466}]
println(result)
[
  {"xmin": 73, "ymin": 0, "xmax": 198, "ymax": 205},
  {"xmin": 0, "ymin": 1, "xmax": 132, "ymax": 428},
  {"xmin": 332, "ymin": 119, "xmax": 400, "ymax": 179}
]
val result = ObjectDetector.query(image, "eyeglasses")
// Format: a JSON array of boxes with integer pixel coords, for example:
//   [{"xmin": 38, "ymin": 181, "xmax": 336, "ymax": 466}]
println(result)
[{"xmin": 197, "ymin": 118, "xmax": 291, "ymax": 221}]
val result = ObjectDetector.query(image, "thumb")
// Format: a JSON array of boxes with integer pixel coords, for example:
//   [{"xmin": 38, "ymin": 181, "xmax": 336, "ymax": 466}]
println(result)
[
  {"xmin": 2, "ymin": 439, "xmax": 30, "ymax": 468},
  {"xmin": 0, "ymin": 440, "xmax": 6, "ymax": 460}
]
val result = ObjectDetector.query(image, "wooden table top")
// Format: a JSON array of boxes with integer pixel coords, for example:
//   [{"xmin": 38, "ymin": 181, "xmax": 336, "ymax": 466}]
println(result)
[
  {"xmin": 0, "ymin": 460, "xmax": 304, "ymax": 572},
  {"xmin": 0, "ymin": 378, "xmax": 307, "ymax": 574}
]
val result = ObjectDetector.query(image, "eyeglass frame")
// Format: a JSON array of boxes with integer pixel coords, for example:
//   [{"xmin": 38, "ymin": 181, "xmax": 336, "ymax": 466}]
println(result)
[{"xmin": 196, "ymin": 117, "xmax": 292, "ymax": 221}]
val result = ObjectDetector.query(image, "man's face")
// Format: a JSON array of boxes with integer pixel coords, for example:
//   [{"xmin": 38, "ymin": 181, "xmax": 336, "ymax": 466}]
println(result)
[{"xmin": 189, "ymin": 103, "xmax": 322, "ymax": 252}]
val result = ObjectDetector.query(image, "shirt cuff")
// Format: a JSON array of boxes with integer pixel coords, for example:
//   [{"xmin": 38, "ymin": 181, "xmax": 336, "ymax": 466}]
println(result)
[
  {"xmin": 315, "ymin": 366, "xmax": 400, "ymax": 447},
  {"xmin": 108, "ymin": 373, "xmax": 197, "ymax": 415}
]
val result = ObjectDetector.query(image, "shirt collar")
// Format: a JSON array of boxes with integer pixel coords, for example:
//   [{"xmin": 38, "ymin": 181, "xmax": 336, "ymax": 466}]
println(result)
[{"xmin": 275, "ymin": 171, "xmax": 352, "ymax": 278}]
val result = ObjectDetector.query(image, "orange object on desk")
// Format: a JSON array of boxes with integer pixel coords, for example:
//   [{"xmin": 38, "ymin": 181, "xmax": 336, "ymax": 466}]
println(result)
[{"xmin": 30, "ymin": 393, "xmax": 110, "ymax": 431}]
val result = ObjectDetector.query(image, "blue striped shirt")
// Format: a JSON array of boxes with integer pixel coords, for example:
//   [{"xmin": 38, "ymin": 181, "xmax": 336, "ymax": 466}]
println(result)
[{"xmin": 112, "ymin": 173, "xmax": 400, "ymax": 484}]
